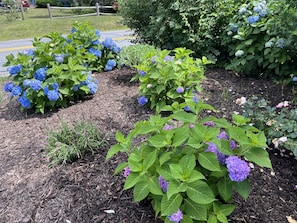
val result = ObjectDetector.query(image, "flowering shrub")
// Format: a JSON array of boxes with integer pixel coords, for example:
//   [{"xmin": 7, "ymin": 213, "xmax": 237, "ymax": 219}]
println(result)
[
  {"xmin": 3, "ymin": 21, "xmax": 121, "ymax": 113},
  {"xmin": 107, "ymin": 100, "xmax": 271, "ymax": 222},
  {"xmin": 43, "ymin": 119, "xmax": 107, "ymax": 165},
  {"xmin": 239, "ymin": 95, "xmax": 297, "ymax": 157},
  {"xmin": 132, "ymin": 47, "xmax": 212, "ymax": 113},
  {"xmin": 222, "ymin": 0, "xmax": 297, "ymax": 81}
]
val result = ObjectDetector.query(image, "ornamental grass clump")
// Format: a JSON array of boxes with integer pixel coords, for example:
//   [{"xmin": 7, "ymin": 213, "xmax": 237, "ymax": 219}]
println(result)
[
  {"xmin": 132, "ymin": 47, "xmax": 212, "ymax": 113},
  {"xmin": 3, "ymin": 21, "xmax": 121, "ymax": 113},
  {"xmin": 43, "ymin": 119, "xmax": 107, "ymax": 165},
  {"xmin": 107, "ymin": 98, "xmax": 272, "ymax": 223}
]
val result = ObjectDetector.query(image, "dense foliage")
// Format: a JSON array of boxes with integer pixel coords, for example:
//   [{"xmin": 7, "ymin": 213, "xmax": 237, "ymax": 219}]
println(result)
[
  {"xmin": 3, "ymin": 21, "xmax": 120, "ymax": 113},
  {"xmin": 118, "ymin": 0, "xmax": 297, "ymax": 81}
]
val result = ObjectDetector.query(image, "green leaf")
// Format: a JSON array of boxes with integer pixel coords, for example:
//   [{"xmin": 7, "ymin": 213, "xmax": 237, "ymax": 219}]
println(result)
[
  {"xmin": 128, "ymin": 159, "xmax": 142, "ymax": 172},
  {"xmin": 124, "ymin": 172, "xmax": 144, "ymax": 190},
  {"xmin": 217, "ymin": 204, "xmax": 236, "ymax": 216},
  {"xmin": 106, "ymin": 144, "xmax": 125, "ymax": 160},
  {"xmin": 148, "ymin": 134, "xmax": 168, "ymax": 148},
  {"xmin": 172, "ymin": 127, "xmax": 190, "ymax": 147},
  {"xmin": 133, "ymin": 181, "xmax": 150, "ymax": 201},
  {"xmin": 217, "ymin": 212, "xmax": 228, "ymax": 223},
  {"xmin": 232, "ymin": 179, "xmax": 251, "ymax": 199},
  {"xmin": 114, "ymin": 162, "xmax": 128, "ymax": 175},
  {"xmin": 137, "ymin": 125, "xmax": 158, "ymax": 134},
  {"xmin": 159, "ymin": 152, "xmax": 173, "ymax": 166},
  {"xmin": 244, "ymin": 147, "xmax": 272, "ymax": 168},
  {"xmin": 217, "ymin": 177, "xmax": 233, "ymax": 202},
  {"xmin": 143, "ymin": 149, "xmax": 157, "ymax": 170},
  {"xmin": 115, "ymin": 131, "xmax": 125, "ymax": 143},
  {"xmin": 184, "ymin": 198, "xmax": 207, "ymax": 221},
  {"xmin": 172, "ymin": 110, "xmax": 197, "ymax": 123},
  {"xmin": 198, "ymin": 152, "xmax": 221, "ymax": 171},
  {"xmin": 207, "ymin": 213, "xmax": 218, "ymax": 223},
  {"xmin": 186, "ymin": 170, "xmax": 205, "ymax": 183},
  {"xmin": 148, "ymin": 176, "xmax": 164, "ymax": 195},
  {"xmin": 186, "ymin": 180, "xmax": 215, "ymax": 204},
  {"xmin": 229, "ymin": 127, "xmax": 250, "ymax": 144},
  {"xmin": 161, "ymin": 193, "xmax": 183, "ymax": 216},
  {"xmin": 179, "ymin": 153, "xmax": 196, "ymax": 170},
  {"xmin": 167, "ymin": 181, "xmax": 187, "ymax": 200}
]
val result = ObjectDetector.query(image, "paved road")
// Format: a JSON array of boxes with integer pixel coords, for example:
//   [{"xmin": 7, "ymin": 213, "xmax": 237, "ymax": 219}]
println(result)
[{"xmin": 0, "ymin": 29, "xmax": 134, "ymax": 76}]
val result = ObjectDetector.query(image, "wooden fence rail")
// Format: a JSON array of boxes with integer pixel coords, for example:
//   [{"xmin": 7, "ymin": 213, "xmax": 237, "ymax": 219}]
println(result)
[{"xmin": 47, "ymin": 3, "xmax": 114, "ymax": 19}]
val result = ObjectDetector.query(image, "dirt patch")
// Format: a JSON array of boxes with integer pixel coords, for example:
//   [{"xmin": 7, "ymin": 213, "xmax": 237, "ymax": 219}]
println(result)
[{"xmin": 0, "ymin": 67, "xmax": 296, "ymax": 223}]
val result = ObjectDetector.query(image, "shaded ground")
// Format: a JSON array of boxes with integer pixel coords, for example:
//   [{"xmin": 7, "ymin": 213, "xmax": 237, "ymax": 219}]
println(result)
[{"xmin": 0, "ymin": 67, "xmax": 296, "ymax": 223}]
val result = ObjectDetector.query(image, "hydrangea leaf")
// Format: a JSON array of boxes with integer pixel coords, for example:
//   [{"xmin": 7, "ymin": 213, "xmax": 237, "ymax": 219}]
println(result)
[
  {"xmin": 186, "ymin": 180, "xmax": 215, "ymax": 204},
  {"xmin": 184, "ymin": 198, "xmax": 207, "ymax": 221},
  {"xmin": 161, "ymin": 193, "xmax": 183, "ymax": 216},
  {"xmin": 198, "ymin": 152, "xmax": 221, "ymax": 172},
  {"xmin": 133, "ymin": 181, "xmax": 149, "ymax": 202}
]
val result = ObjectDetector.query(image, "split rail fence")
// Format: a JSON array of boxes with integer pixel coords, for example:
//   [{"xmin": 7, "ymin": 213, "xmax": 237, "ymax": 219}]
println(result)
[{"xmin": 46, "ymin": 3, "xmax": 115, "ymax": 19}]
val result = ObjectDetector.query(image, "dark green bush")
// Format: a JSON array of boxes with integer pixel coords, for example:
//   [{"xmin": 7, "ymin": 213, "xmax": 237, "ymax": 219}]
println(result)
[{"xmin": 36, "ymin": 0, "xmax": 56, "ymax": 8}]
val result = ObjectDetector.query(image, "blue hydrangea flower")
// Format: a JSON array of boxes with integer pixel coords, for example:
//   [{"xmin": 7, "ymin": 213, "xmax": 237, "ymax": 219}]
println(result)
[
  {"xmin": 259, "ymin": 9, "xmax": 268, "ymax": 17},
  {"xmin": 107, "ymin": 59, "xmax": 117, "ymax": 68},
  {"xmin": 168, "ymin": 209, "xmax": 183, "ymax": 223},
  {"xmin": 91, "ymin": 39, "xmax": 100, "ymax": 45},
  {"xmin": 158, "ymin": 176, "xmax": 169, "ymax": 193},
  {"xmin": 87, "ymin": 81, "xmax": 98, "ymax": 94},
  {"xmin": 95, "ymin": 29, "xmax": 101, "ymax": 37},
  {"xmin": 4, "ymin": 82, "xmax": 14, "ymax": 92},
  {"xmin": 112, "ymin": 46, "xmax": 121, "ymax": 53},
  {"xmin": 105, "ymin": 65, "xmax": 113, "ymax": 71},
  {"xmin": 139, "ymin": 70, "xmax": 146, "ymax": 77},
  {"xmin": 176, "ymin": 86, "xmax": 184, "ymax": 93},
  {"xmin": 225, "ymin": 156, "xmax": 250, "ymax": 182},
  {"xmin": 8, "ymin": 64, "xmax": 22, "ymax": 75},
  {"xmin": 23, "ymin": 79, "xmax": 31, "ymax": 87},
  {"xmin": 265, "ymin": 41, "xmax": 274, "ymax": 48},
  {"xmin": 183, "ymin": 106, "xmax": 191, "ymax": 112},
  {"xmin": 47, "ymin": 90, "xmax": 59, "ymax": 101},
  {"xmin": 52, "ymin": 83, "xmax": 59, "ymax": 90},
  {"xmin": 30, "ymin": 79, "xmax": 42, "ymax": 91},
  {"xmin": 230, "ymin": 23, "xmax": 238, "ymax": 33},
  {"xmin": 192, "ymin": 93, "xmax": 198, "ymax": 104},
  {"xmin": 164, "ymin": 55, "xmax": 174, "ymax": 61},
  {"xmin": 70, "ymin": 27, "xmax": 77, "ymax": 33},
  {"xmin": 138, "ymin": 96, "xmax": 148, "ymax": 106},
  {"xmin": 18, "ymin": 92, "xmax": 31, "ymax": 109},
  {"xmin": 88, "ymin": 48, "xmax": 102, "ymax": 58},
  {"xmin": 54, "ymin": 54, "xmax": 64, "ymax": 63},
  {"xmin": 205, "ymin": 142, "xmax": 227, "ymax": 164},
  {"xmin": 239, "ymin": 7, "xmax": 247, "ymax": 14},
  {"xmin": 276, "ymin": 38, "xmax": 285, "ymax": 48},
  {"xmin": 73, "ymin": 85, "xmax": 79, "ymax": 92},
  {"xmin": 102, "ymin": 37, "xmax": 116, "ymax": 50},
  {"xmin": 11, "ymin": 86, "xmax": 23, "ymax": 96},
  {"xmin": 21, "ymin": 49, "xmax": 34, "ymax": 56},
  {"xmin": 293, "ymin": 76, "xmax": 297, "ymax": 82},
  {"xmin": 151, "ymin": 56, "xmax": 158, "ymax": 64},
  {"xmin": 248, "ymin": 15, "xmax": 260, "ymax": 24},
  {"xmin": 34, "ymin": 67, "xmax": 47, "ymax": 81}
]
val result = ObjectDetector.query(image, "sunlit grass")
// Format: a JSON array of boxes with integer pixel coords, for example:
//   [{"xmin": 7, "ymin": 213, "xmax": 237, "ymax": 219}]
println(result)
[{"xmin": 0, "ymin": 8, "xmax": 127, "ymax": 41}]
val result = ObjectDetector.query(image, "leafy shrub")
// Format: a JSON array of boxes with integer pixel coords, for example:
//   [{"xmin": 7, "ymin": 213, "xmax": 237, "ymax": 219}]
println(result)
[
  {"xmin": 35, "ymin": 0, "xmax": 56, "ymax": 8},
  {"xmin": 132, "ymin": 47, "xmax": 211, "ymax": 113},
  {"xmin": 3, "ymin": 21, "xmax": 120, "ymax": 113},
  {"xmin": 239, "ymin": 96, "xmax": 297, "ymax": 157},
  {"xmin": 43, "ymin": 119, "xmax": 107, "ymax": 165},
  {"xmin": 107, "ymin": 100, "xmax": 272, "ymax": 223},
  {"xmin": 119, "ymin": 44, "xmax": 161, "ymax": 68},
  {"xmin": 222, "ymin": 0, "xmax": 297, "ymax": 81}
]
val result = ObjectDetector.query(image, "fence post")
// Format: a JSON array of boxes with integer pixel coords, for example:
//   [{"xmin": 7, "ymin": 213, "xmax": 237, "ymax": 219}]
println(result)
[
  {"xmin": 20, "ymin": 4, "xmax": 25, "ymax": 20},
  {"xmin": 96, "ymin": 2, "xmax": 100, "ymax": 16},
  {"xmin": 47, "ymin": 3, "xmax": 53, "ymax": 20}
]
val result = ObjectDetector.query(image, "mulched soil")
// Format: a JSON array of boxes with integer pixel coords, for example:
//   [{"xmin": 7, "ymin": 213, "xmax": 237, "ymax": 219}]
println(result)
[{"xmin": 0, "ymin": 67, "xmax": 296, "ymax": 223}]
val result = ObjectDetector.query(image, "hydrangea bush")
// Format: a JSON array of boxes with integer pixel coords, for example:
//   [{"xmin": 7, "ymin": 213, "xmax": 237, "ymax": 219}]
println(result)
[
  {"xmin": 222, "ymin": 0, "xmax": 297, "ymax": 81},
  {"xmin": 107, "ymin": 99, "xmax": 272, "ymax": 223},
  {"xmin": 132, "ymin": 47, "xmax": 212, "ymax": 113},
  {"xmin": 3, "ymin": 21, "xmax": 121, "ymax": 113}
]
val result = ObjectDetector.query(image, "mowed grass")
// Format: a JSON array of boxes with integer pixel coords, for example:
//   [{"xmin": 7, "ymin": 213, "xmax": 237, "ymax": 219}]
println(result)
[{"xmin": 0, "ymin": 8, "xmax": 127, "ymax": 41}]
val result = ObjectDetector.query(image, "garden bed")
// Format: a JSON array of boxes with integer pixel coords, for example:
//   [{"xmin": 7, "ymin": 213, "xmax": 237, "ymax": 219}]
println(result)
[{"xmin": 0, "ymin": 67, "xmax": 296, "ymax": 223}]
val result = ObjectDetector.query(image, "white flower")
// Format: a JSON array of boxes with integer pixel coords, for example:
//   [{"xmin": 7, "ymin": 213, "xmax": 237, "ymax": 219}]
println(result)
[
  {"xmin": 147, "ymin": 84, "xmax": 152, "ymax": 88},
  {"xmin": 279, "ymin": 136, "xmax": 288, "ymax": 143},
  {"xmin": 235, "ymin": 50, "xmax": 244, "ymax": 57},
  {"xmin": 235, "ymin": 96, "xmax": 247, "ymax": 105},
  {"xmin": 272, "ymin": 137, "xmax": 288, "ymax": 148}
]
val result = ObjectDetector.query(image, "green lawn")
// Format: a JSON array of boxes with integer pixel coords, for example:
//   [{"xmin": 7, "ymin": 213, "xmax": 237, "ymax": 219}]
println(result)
[{"xmin": 0, "ymin": 8, "xmax": 127, "ymax": 41}]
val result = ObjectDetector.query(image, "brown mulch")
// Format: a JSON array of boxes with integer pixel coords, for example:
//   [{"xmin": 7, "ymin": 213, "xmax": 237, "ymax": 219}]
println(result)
[{"xmin": 0, "ymin": 67, "xmax": 296, "ymax": 223}]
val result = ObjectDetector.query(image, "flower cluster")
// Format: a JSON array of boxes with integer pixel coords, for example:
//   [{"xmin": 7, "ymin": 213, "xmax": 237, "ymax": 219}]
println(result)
[
  {"xmin": 225, "ymin": 156, "xmax": 251, "ymax": 182},
  {"xmin": 168, "ymin": 209, "xmax": 183, "ymax": 223}
]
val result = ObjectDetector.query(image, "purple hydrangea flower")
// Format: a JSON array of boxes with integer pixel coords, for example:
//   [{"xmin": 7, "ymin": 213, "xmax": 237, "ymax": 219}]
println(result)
[
  {"xmin": 168, "ymin": 209, "xmax": 183, "ymax": 223},
  {"xmin": 183, "ymin": 106, "xmax": 191, "ymax": 112},
  {"xmin": 47, "ymin": 90, "xmax": 59, "ymax": 101},
  {"xmin": 30, "ymin": 79, "xmax": 42, "ymax": 91},
  {"xmin": 11, "ymin": 86, "xmax": 22, "ymax": 96},
  {"xmin": 164, "ymin": 55, "xmax": 174, "ymax": 61},
  {"xmin": 217, "ymin": 131, "xmax": 229, "ymax": 140},
  {"xmin": 225, "ymin": 156, "xmax": 250, "ymax": 182},
  {"xmin": 248, "ymin": 15, "xmax": 260, "ymax": 24},
  {"xmin": 176, "ymin": 86, "xmax": 184, "ymax": 94},
  {"xmin": 139, "ymin": 70, "xmax": 146, "ymax": 77},
  {"xmin": 138, "ymin": 96, "xmax": 148, "ymax": 106},
  {"xmin": 158, "ymin": 176, "xmax": 169, "ymax": 193},
  {"xmin": 230, "ymin": 140, "xmax": 237, "ymax": 150},
  {"xmin": 163, "ymin": 124, "xmax": 174, "ymax": 130},
  {"xmin": 34, "ymin": 67, "xmax": 47, "ymax": 81},
  {"xmin": 123, "ymin": 166, "xmax": 131, "ymax": 177},
  {"xmin": 4, "ymin": 82, "xmax": 14, "ymax": 92},
  {"xmin": 205, "ymin": 142, "xmax": 227, "ymax": 164},
  {"xmin": 88, "ymin": 48, "xmax": 102, "ymax": 58},
  {"xmin": 202, "ymin": 121, "xmax": 215, "ymax": 127},
  {"xmin": 8, "ymin": 64, "xmax": 22, "ymax": 75}
]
